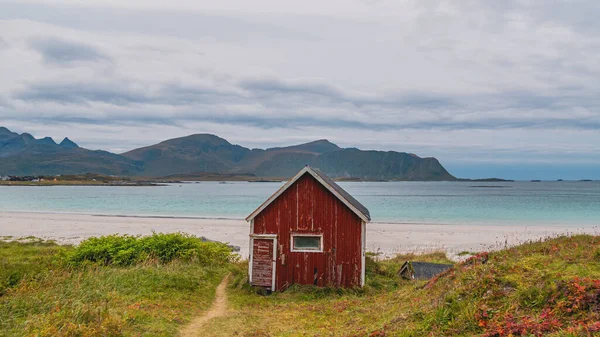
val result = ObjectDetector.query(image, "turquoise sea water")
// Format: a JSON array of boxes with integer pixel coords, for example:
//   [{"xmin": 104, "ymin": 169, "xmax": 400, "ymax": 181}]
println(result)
[{"xmin": 0, "ymin": 181, "xmax": 599, "ymax": 226}]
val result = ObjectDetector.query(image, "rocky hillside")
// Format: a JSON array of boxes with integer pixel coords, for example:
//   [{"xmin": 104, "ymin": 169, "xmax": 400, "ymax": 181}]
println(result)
[
  {"xmin": 0, "ymin": 127, "xmax": 143, "ymax": 176},
  {"xmin": 123, "ymin": 134, "xmax": 456, "ymax": 180},
  {"xmin": 122, "ymin": 134, "xmax": 250, "ymax": 177},
  {"xmin": 0, "ymin": 127, "xmax": 456, "ymax": 180}
]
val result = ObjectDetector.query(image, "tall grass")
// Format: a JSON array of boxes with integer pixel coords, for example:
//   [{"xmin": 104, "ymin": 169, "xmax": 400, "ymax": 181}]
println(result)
[
  {"xmin": 0, "ymin": 233, "xmax": 238, "ymax": 337},
  {"xmin": 0, "ymin": 238, "xmax": 66, "ymax": 296},
  {"xmin": 202, "ymin": 235, "xmax": 600, "ymax": 337}
]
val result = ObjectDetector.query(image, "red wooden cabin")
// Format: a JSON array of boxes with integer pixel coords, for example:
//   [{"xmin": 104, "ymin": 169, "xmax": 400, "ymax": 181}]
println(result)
[{"xmin": 246, "ymin": 166, "xmax": 371, "ymax": 291}]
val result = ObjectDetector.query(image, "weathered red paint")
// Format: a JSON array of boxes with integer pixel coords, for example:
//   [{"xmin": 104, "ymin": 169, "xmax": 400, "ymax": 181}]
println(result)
[
  {"xmin": 252, "ymin": 173, "xmax": 363, "ymax": 290},
  {"xmin": 251, "ymin": 239, "xmax": 274, "ymax": 287}
]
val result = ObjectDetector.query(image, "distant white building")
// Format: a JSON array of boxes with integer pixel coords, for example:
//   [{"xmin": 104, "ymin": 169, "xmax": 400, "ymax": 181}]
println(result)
[{"xmin": 0, "ymin": 175, "xmax": 9, "ymax": 181}]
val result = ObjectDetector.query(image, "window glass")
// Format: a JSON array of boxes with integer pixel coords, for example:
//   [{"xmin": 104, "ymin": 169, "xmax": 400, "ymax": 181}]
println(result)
[{"xmin": 293, "ymin": 236, "xmax": 321, "ymax": 250}]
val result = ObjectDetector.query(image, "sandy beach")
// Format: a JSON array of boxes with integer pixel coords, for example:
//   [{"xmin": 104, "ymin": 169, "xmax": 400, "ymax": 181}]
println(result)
[{"xmin": 1, "ymin": 212, "xmax": 598, "ymax": 260}]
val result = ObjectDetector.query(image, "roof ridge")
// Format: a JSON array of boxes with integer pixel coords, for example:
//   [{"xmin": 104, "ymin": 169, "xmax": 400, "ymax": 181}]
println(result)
[
  {"xmin": 307, "ymin": 166, "xmax": 371, "ymax": 221},
  {"xmin": 246, "ymin": 166, "xmax": 371, "ymax": 222}
]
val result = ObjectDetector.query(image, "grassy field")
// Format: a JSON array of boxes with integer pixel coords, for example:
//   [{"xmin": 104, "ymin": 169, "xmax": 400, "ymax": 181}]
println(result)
[
  {"xmin": 203, "ymin": 235, "xmax": 600, "ymax": 337},
  {"xmin": 0, "ymin": 234, "xmax": 236, "ymax": 337},
  {"xmin": 2, "ymin": 234, "xmax": 600, "ymax": 336}
]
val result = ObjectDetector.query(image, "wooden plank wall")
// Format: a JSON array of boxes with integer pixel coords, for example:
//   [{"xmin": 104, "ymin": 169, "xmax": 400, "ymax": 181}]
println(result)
[
  {"xmin": 253, "ymin": 174, "xmax": 362, "ymax": 289},
  {"xmin": 251, "ymin": 239, "xmax": 274, "ymax": 287}
]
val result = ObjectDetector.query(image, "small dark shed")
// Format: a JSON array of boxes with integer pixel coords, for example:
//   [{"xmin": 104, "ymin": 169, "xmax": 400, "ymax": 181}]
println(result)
[
  {"xmin": 398, "ymin": 261, "xmax": 453, "ymax": 280},
  {"xmin": 246, "ymin": 166, "xmax": 371, "ymax": 291}
]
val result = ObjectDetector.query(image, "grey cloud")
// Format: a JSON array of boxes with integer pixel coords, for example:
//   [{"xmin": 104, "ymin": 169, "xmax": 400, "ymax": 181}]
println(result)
[
  {"xmin": 12, "ymin": 76, "xmax": 460, "ymax": 128},
  {"xmin": 240, "ymin": 78, "xmax": 345, "ymax": 100},
  {"xmin": 29, "ymin": 37, "xmax": 110, "ymax": 65},
  {"xmin": 474, "ymin": 90, "xmax": 600, "ymax": 112},
  {"xmin": 528, "ymin": 1, "xmax": 600, "ymax": 35},
  {"xmin": 0, "ymin": 94, "xmax": 12, "ymax": 107},
  {"xmin": 239, "ymin": 77, "xmax": 456, "ymax": 110},
  {"xmin": 2, "ymin": 1, "xmax": 318, "ymax": 43},
  {"xmin": 159, "ymin": 84, "xmax": 248, "ymax": 105},
  {"xmin": 0, "ymin": 37, "xmax": 8, "ymax": 49},
  {"xmin": 15, "ymin": 81, "xmax": 246, "ymax": 107},
  {"xmin": 16, "ymin": 82, "xmax": 149, "ymax": 105},
  {"xmin": 9, "ymin": 77, "xmax": 600, "ymax": 131},
  {"xmin": 2, "ymin": 0, "xmax": 600, "ymax": 172}
]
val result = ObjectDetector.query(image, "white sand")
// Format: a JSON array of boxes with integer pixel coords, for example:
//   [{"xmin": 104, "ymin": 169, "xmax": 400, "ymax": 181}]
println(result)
[{"xmin": 1, "ymin": 212, "xmax": 598, "ymax": 260}]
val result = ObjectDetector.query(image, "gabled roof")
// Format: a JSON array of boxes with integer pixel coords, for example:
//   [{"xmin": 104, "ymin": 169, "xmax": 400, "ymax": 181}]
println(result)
[{"xmin": 246, "ymin": 166, "xmax": 371, "ymax": 223}]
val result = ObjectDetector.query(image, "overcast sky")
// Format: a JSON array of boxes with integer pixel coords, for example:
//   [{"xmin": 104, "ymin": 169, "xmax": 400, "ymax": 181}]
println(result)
[{"xmin": 1, "ymin": 0, "xmax": 599, "ymax": 180}]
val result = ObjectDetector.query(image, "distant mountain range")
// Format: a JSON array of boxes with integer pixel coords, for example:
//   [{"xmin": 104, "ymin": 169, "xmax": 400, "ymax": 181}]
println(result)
[
  {"xmin": 0, "ymin": 127, "xmax": 456, "ymax": 181},
  {"xmin": 0, "ymin": 127, "xmax": 144, "ymax": 176}
]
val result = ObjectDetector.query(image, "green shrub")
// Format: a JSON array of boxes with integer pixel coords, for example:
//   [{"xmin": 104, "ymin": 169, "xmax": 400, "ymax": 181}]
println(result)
[
  {"xmin": 67, "ymin": 232, "xmax": 236, "ymax": 267},
  {"xmin": 0, "ymin": 237, "xmax": 231, "ymax": 336}
]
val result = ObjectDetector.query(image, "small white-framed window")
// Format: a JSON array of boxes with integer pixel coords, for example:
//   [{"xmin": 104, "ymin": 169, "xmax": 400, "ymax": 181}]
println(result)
[{"xmin": 291, "ymin": 234, "xmax": 323, "ymax": 252}]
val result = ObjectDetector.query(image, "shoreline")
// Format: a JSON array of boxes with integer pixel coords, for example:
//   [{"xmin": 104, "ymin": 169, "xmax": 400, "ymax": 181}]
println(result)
[
  {"xmin": 1, "ymin": 210, "xmax": 598, "ymax": 227},
  {"xmin": 1, "ymin": 211, "xmax": 598, "ymax": 260}
]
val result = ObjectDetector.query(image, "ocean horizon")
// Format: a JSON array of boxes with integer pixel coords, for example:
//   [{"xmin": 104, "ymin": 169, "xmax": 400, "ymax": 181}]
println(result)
[{"xmin": 1, "ymin": 181, "xmax": 599, "ymax": 227}]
